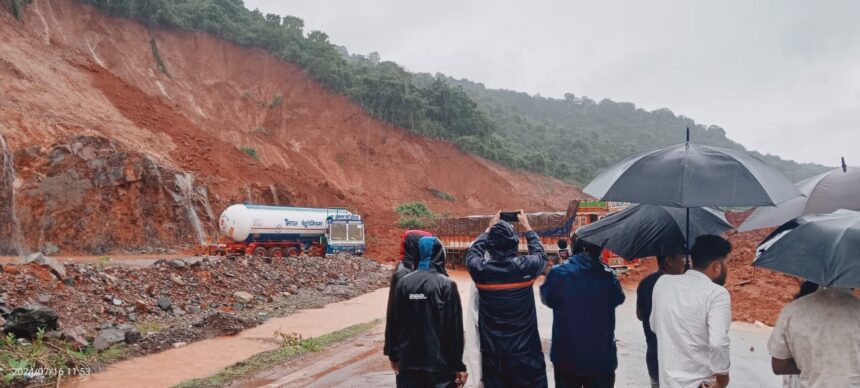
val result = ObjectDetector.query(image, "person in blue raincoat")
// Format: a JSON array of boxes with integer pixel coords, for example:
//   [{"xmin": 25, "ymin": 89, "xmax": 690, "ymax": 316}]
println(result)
[
  {"xmin": 466, "ymin": 210, "xmax": 548, "ymax": 388},
  {"xmin": 540, "ymin": 237, "xmax": 625, "ymax": 388}
]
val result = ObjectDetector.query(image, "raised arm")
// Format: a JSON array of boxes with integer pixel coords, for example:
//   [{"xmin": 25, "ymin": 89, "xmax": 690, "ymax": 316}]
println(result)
[{"xmin": 518, "ymin": 210, "xmax": 547, "ymax": 277}]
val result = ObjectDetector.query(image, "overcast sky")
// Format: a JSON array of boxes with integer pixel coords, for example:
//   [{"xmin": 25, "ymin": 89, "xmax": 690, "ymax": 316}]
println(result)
[{"xmin": 246, "ymin": 0, "xmax": 860, "ymax": 167}]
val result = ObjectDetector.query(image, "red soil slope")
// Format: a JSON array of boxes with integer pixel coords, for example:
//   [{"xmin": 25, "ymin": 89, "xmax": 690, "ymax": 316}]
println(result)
[{"xmin": 0, "ymin": 0, "xmax": 583, "ymax": 260}]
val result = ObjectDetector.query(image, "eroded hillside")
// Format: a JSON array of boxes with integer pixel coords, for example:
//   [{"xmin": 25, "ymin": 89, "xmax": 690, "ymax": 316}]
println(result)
[{"xmin": 0, "ymin": 0, "xmax": 582, "ymax": 259}]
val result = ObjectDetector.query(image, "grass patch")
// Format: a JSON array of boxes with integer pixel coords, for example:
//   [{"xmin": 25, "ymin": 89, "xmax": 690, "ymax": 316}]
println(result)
[
  {"xmin": 97, "ymin": 344, "xmax": 129, "ymax": 364},
  {"xmin": 174, "ymin": 320, "xmax": 380, "ymax": 388},
  {"xmin": 428, "ymin": 188, "xmax": 455, "ymax": 202},
  {"xmin": 135, "ymin": 322, "xmax": 163, "ymax": 334},
  {"xmin": 0, "ymin": 329, "xmax": 100, "ymax": 386},
  {"xmin": 269, "ymin": 93, "xmax": 284, "ymax": 108},
  {"xmin": 7, "ymin": 0, "xmax": 32, "ymax": 21},
  {"xmin": 395, "ymin": 201, "xmax": 437, "ymax": 229},
  {"xmin": 149, "ymin": 33, "xmax": 170, "ymax": 76},
  {"xmin": 241, "ymin": 146, "xmax": 260, "ymax": 160}
]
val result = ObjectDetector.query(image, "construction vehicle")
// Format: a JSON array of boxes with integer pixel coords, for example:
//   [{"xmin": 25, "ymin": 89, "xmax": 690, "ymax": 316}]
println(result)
[{"xmin": 206, "ymin": 204, "xmax": 365, "ymax": 258}]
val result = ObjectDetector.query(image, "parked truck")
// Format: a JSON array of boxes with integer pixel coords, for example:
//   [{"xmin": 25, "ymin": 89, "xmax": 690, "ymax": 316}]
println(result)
[
  {"xmin": 206, "ymin": 204, "xmax": 366, "ymax": 258},
  {"xmin": 433, "ymin": 200, "xmax": 638, "ymax": 270}
]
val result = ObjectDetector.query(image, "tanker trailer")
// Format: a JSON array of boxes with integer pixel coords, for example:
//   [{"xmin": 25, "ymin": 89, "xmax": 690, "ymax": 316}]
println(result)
[{"xmin": 211, "ymin": 204, "xmax": 366, "ymax": 258}]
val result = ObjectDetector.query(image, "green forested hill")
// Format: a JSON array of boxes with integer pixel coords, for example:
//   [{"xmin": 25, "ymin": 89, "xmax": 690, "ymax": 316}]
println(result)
[
  {"xmin": 33, "ymin": 1, "xmax": 829, "ymax": 185},
  {"xmin": 443, "ymin": 77, "xmax": 830, "ymax": 183}
]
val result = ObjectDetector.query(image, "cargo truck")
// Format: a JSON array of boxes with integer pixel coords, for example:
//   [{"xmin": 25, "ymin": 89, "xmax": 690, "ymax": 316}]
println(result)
[
  {"xmin": 433, "ymin": 200, "xmax": 638, "ymax": 270},
  {"xmin": 206, "ymin": 204, "xmax": 366, "ymax": 258}
]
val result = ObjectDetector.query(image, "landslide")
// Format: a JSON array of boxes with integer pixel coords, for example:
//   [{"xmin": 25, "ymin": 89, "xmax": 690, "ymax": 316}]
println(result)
[{"xmin": 0, "ymin": 0, "xmax": 583, "ymax": 260}]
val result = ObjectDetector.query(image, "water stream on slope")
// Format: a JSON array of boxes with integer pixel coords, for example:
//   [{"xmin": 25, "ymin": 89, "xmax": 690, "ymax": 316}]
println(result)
[
  {"xmin": 174, "ymin": 172, "xmax": 207, "ymax": 245},
  {"xmin": 0, "ymin": 133, "xmax": 26, "ymax": 256}
]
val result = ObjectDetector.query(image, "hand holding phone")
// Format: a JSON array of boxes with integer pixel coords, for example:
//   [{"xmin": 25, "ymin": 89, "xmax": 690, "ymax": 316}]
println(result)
[
  {"xmin": 500, "ymin": 211, "xmax": 519, "ymax": 223},
  {"xmin": 517, "ymin": 209, "xmax": 532, "ymax": 231}
]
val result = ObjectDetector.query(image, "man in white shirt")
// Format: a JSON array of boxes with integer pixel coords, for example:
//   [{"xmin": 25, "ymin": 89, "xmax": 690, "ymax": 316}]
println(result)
[
  {"xmin": 768, "ymin": 287, "xmax": 860, "ymax": 387},
  {"xmin": 650, "ymin": 235, "xmax": 732, "ymax": 388}
]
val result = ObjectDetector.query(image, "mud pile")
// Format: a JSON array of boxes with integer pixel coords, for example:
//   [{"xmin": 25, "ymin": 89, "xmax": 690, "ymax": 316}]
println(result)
[
  {"xmin": 0, "ymin": 0, "xmax": 583, "ymax": 260},
  {"xmin": 620, "ymin": 210, "xmax": 798, "ymax": 325}
]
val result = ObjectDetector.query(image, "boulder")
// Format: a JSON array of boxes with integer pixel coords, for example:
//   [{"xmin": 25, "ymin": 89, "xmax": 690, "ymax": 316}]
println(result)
[
  {"xmin": 233, "ymin": 291, "xmax": 253, "ymax": 304},
  {"xmin": 168, "ymin": 259, "xmax": 186, "ymax": 269},
  {"xmin": 124, "ymin": 329, "xmax": 142, "ymax": 344},
  {"xmin": 3, "ymin": 304, "xmax": 59, "ymax": 338},
  {"xmin": 134, "ymin": 300, "xmax": 149, "ymax": 313},
  {"xmin": 93, "ymin": 328, "xmax": 125, "ymax": 351},
  {"xmin": 170, "ymin": 275, "xmax": 186, "ymax": 286},
  {"xmin": 62, "ymin": 326, "xmax": 89, "ymax": 348},
  {"xmin": 156, "ymin": 297, "xmax": 172, "ymax": 311},
  {"xmin": 24, "ymin": 253, "xmax": 66, "ymax": 280}
]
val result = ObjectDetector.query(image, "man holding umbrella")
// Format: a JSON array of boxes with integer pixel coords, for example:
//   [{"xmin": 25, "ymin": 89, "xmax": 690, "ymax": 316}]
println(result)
[{"xmin": 755, "ymin": 210, "xmax": 860, "ymax": 387}]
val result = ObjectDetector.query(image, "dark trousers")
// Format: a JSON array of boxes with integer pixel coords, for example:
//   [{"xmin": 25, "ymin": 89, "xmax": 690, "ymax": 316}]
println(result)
[
  {"xmin": 481, "ymin": 352, "xmax": 548, "ymax": 388},
  {"xmin": 396, "ymin": 370, "xmax": 457, "ymax": 388},
  {"xmin": 553, "ymin": 369, "xmax": 615, "ymax": 388}
]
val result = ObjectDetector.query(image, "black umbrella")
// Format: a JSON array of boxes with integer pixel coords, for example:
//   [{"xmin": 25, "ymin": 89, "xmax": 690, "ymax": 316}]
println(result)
[
  {"xmin": 583, "ymin": 129, "xmax": 801, "ymax": 257},
  {"xmin": 739, "ymin": 161, "xmax": 860, "ymax": 231},
  {"xmin": 754, "ymin": 209, "xmax": 860, "ymax": 288},
  {"xmin": 583, "ymin": 142, "xmax": 800, "ymax": 207},
  {"xmin": 576, "ymin": 204, "xmax": 733, "ymax": 260}
]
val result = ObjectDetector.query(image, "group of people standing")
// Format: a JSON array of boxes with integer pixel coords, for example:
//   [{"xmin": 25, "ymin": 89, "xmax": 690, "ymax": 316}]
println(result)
[{"xmin": 382, "ymin": 210, "xmax": 859, "ymax": 387}]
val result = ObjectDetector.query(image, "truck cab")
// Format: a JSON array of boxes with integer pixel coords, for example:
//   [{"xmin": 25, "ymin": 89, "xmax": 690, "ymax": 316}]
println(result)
[{"xmin": 325, "ymin": 213, "xmax": 366, "ymax": 255}]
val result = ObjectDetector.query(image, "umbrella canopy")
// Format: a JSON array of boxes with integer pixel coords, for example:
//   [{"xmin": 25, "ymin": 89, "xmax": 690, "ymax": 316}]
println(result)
[
  {"xmin": 583, "ymin": 143, "xmax": 801, "ymax": 207},
  {"xmin": 754, "ymin": 209, "xmax": 860, "ymax": 288},
  {"xmin": 739, "ymin": 165, "xmax": 860, "ymax": 232},
  {"xmin": 576, "ymin": 204, "xmax": 733, "ymax": 260}
]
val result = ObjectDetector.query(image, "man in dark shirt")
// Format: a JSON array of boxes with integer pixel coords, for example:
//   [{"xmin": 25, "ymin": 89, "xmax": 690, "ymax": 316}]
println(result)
[
  {"xmin": 540, "ymin": 238, "xmax": 625, "ymax": 387},
  {"xmin": 636, "ymin": 254, "xmax": 686, "ymax": 387}
]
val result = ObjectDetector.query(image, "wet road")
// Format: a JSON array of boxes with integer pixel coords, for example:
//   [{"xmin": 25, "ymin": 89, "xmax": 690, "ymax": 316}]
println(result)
[{"xmin": 238, "ymin": 271, "xmax": 780, "ymax": 387}]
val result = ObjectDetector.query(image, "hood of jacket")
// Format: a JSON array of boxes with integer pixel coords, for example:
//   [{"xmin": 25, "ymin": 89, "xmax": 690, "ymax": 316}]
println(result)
[
  {"xmin": 487, "ymin": 221, "xmax": 520, "ymax": 258},
  {"xmin": 418, "ymin": 236, "xmax": 448, "ymax": 275},
  {"xmin": 401, "ymin": 230, "xmax": 432, "ymax": 270}
]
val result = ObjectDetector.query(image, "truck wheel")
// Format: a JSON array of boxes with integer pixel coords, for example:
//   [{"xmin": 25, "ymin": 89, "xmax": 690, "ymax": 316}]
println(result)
[
  {"xmin": 268, "ymin": 247, "xmax": 284, "ymax": 259},
  {"xmin": 252, "ymin": 247, "xmax": 268, "ymax": 259},
  {"xmin": 285, "ymin": 247, "xmax": 300, "ymax": 257}
]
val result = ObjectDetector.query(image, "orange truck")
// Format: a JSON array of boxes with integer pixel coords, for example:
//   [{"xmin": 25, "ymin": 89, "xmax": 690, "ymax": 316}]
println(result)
[{"xmin": 433, "ymin": 200, "xmax": 638, "ymax": 270}]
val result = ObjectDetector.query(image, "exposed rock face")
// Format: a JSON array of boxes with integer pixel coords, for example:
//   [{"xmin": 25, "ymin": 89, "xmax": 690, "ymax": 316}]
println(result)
[
  {"xmin": 10, "ymin": 135, "xmax": 218, "ymax": 254},
  {"xmin": 0, "ymin": 132, "xmax": 25, "ymax": 255}
]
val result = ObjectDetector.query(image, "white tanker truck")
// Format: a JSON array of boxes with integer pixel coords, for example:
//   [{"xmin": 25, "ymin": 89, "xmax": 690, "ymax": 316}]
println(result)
[{"xmin": 207, "ymin": 204, "xmax": 366, "ymax": 258}]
